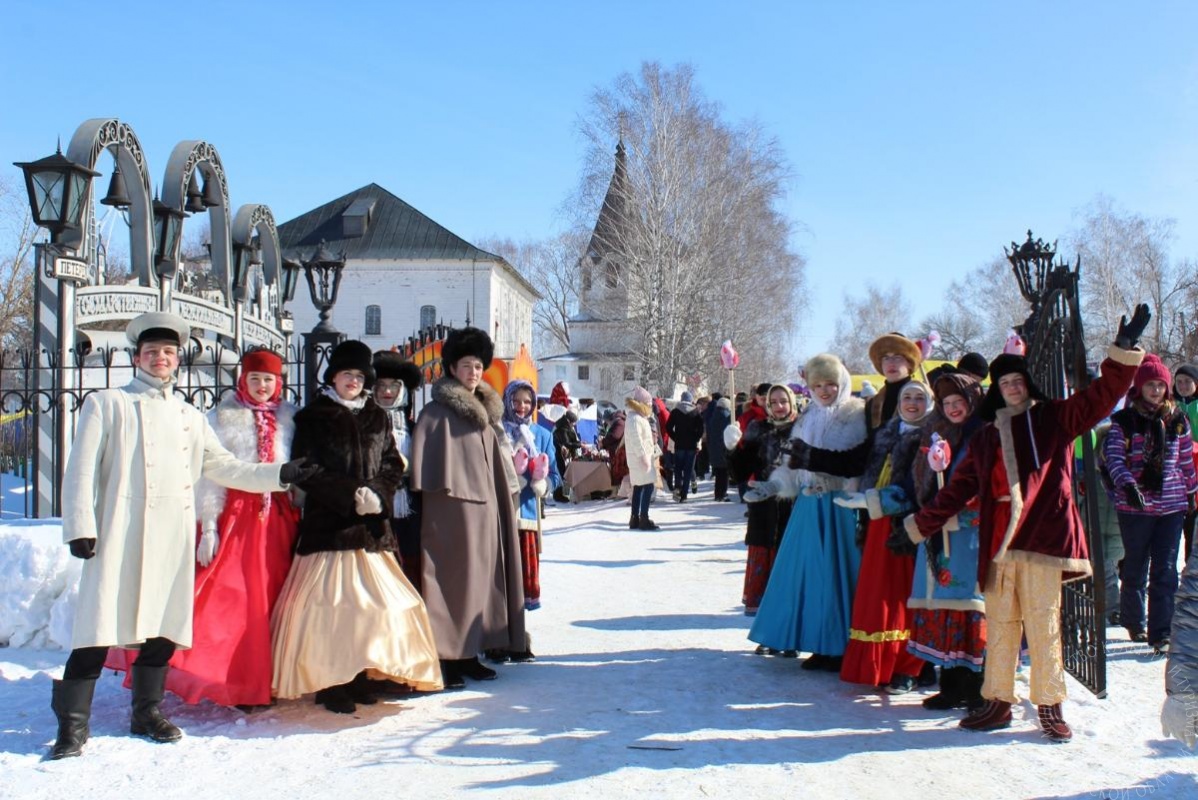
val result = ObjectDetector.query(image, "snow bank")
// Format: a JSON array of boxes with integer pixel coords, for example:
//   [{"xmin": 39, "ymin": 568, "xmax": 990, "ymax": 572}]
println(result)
[{"xmin": 0, "ymin": 518, "xmax": 78, "ymax": 649}]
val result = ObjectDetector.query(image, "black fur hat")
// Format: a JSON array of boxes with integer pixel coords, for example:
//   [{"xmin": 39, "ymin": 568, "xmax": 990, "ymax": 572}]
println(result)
[
  {"xmin": 441, "ymin": 326, "xmax": 494, "ymax": 370},
  {"xmin": 978, "ymin": 353, "xmax": 1049, "ymax": 421},
  {"xmin": 323, "ymin": 340, "xmax": 376, "ymax": 388},
  {"xmin": 373, "ymin": 350, "xmax": 423, "ymax": 392}
]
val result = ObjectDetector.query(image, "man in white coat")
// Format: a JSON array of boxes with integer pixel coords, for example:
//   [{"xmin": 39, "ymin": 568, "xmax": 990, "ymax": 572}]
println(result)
[{"xmin": 50, "ymin": 312, "xmax": 318, "ymax": 760}]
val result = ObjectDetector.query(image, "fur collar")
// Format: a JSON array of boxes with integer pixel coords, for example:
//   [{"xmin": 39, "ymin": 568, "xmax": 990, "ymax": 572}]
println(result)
[
  {"xmin": 208, "ymin": 394, "xmax": 297, "ymax": 463},
  {"xmin": 626, "ymin": 397, "xmax": 652, "ymax": 417},
  {"xmin": 432, "ymin": 377, "xmax": 503, "ymax": 430}
]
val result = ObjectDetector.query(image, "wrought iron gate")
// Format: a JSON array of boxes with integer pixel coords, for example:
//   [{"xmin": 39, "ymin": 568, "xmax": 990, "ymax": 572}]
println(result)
[{"xmin": 1007, "ymin": 231, "xmax": 1107, "ymax": 698}]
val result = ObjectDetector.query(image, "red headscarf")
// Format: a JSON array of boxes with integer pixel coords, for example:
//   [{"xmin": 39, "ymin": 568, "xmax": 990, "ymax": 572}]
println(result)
[{"xmin": 236, "ymin": 350, "xmax": 285, "ymax": 515}]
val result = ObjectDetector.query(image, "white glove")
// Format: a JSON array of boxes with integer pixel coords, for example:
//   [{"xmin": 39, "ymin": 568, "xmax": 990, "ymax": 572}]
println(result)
[
  {"xmin": 723, "ymin": 424, "xmax": 742, "ymax": 450},
  {"xmin": 354, "ymin": 486, "xmax": 383, "ymax": 516},
  {"xmin": 833, "ymin": 492, "xmax": 867, "ymax": 510},
  {"xmin": 1162, "ymin": 694, "xmax": 1198, "ymax": 749},
  {"xmin": 197, "ymin": 526, "xmax": 219, "ymax": 567},
  {"xmin": 744, "ymin": 478, "xmax": 781, "ymax": 503},
  {"xmin": 531, "ymin": 478, "xmax": 549, "ymax": 498}
]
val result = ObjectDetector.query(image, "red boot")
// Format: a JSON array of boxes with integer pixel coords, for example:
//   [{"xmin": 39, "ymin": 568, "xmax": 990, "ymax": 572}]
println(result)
[
  {"xmin": 1037, "ymin": 703, "xmax": 1073, "ymax": 743},
  {"xmin": 959, "ymin": 699, "xmax": 1012, "ymax": 731}
]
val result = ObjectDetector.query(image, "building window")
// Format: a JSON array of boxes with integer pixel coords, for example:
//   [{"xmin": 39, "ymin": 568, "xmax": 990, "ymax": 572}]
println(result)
[
  {"xmin": 420, "ymin": 305, "xmax": 436, "ymax": 330},
  {"xmin": 600, "ymin": 367, "xmax": 613, "ymax": 392},
  {"xmin": 623, "ymin": 364, "xmax": 636, "ymax": 381},
  {"xmin": 365, "ymin": 305, "xmax": 382, "ymax": 336},
  {"xmin": 577, "ymin": 364, "xmax": 590, "ymax": 381}
]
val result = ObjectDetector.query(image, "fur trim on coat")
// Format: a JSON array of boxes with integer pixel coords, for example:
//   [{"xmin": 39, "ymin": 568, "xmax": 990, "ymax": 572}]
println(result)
[
  {"xmin": 196, "ymin": 396, "xmax": 296, "ymax": 529},
  {"xmin": 430, "ymin": 377, "xmax": 520, "ymax": 496},
  {"xmin": 290, "ymin": 394, "xmax": 404, "ymax": 554}
]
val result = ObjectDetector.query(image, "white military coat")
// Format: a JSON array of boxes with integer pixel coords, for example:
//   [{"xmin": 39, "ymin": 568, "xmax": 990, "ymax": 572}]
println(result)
[{"xmin": 62, "ymin": 373, "xmax": 284, "ymax": 650}]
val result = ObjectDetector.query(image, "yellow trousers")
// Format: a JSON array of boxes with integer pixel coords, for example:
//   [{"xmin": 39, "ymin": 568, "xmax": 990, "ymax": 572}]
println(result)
[{"xmin": 982, "ymin": 560, "xmax": 1067, "ymax": 706}]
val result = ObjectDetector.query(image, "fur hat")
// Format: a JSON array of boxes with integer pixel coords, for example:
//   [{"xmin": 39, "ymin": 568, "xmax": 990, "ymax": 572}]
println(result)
[
  {"xmin": 805, "ymin": 353, "xmax": 845, "ymax": 386},
  {"xmin": 373, "ymin": 350, "xmax": 423, "ymax": 391},
  {"xmin": 241, "ymin": 348, "xmax": 283, "ymax": 376},
  {"xmin": 979, "ymin": 353, "xmax": 1048, "ymax": 420},
  {"xmin": 323, "ymin": 340, "xmax": 376, "ymax": 388},
  {"xmin": 1132, "ymin": 353, "xmax": 1172, "ymax": 397},
  {"xmin": 956, "ymin": 352, "xmax": 989, "ymax": 381},
  {"xmin": 441, "ymin": 326, "xmax": 494, "ymax": 370},
  {"xmin": 867, "ymin": 333, "xmax": 922, "ymax": 374}
]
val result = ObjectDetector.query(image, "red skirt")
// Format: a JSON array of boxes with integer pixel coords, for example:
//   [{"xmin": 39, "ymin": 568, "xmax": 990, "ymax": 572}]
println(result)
[
  {"xmin": 840, "ymin": 517, "xmax": 925, "ymax": 685},
  {"xmin": 907, "ymin": 609, "xmax": 987, "ymax": 670},
  {"xmin": 742, "ymin": 544, "xmax": 778, "ymax": 614},
  {"xmin": 520, "ymin": 529, "xmax": 541, "ymax": 610},
  {"xmin": 107, "ymin": 490, "xmax": 299, "ymax": 706}
]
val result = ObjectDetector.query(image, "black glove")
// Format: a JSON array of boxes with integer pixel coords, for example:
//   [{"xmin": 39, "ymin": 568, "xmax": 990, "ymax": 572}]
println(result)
[
  {"xmin": 280, "ymin": 457, "xmax": 322, "ymax": 485},
  {"xmin": 1124, "ymin": 484, "xmax": 1146, "ymax": 511},
  {"xmin": 1114, "ymin": 303, "xmax": 1151, "ymax": 350},
  {"xmin": 1188, "ymin": 492, "xmax": 1196, "ymax": 515},
  {"xmin": 68, "ymin": 538, "xmax": 96, "ymax": 560},
  {"xmin": 787, "ymin": 440, "xmax": 810, "ymax": 471}
]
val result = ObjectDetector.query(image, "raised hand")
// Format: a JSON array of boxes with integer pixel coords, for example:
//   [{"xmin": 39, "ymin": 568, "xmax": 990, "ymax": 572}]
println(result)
[{"xmin": 1115, "ymin": 303, "xmax": 1152, "ymax": 350}]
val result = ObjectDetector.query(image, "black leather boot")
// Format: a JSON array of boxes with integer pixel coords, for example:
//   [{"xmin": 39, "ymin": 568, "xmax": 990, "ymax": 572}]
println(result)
[
  {"xmin": 629, "ymin": 513, "xmax": 640, "ymax": 529},
  {"xmin": 130, "ymin": 666, "xmax": 182, "ymax": 742},
  {"xmin": 638, "ymin": 517, "xmax": 660, "ymax": 531},
  {"xmin": 49, "ymin": 678, "xmax": 96, "ymax": 759}
]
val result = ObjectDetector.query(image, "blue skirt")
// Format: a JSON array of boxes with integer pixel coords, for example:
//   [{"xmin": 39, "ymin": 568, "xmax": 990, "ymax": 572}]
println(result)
[{"xmin": 748, "ymin": 491, "xmax": 861, "ymax": 655}]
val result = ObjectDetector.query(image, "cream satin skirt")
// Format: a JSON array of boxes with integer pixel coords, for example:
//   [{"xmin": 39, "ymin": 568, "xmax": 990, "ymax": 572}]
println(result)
[{"xmin": 271, "ymin": 549, "xmax": 443, "ymax": 697}]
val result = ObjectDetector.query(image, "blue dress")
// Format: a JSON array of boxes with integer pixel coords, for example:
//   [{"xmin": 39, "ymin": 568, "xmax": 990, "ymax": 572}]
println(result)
[{"xmin": 749, "ymin": 490, "xmax": 862, "ymax": 655}]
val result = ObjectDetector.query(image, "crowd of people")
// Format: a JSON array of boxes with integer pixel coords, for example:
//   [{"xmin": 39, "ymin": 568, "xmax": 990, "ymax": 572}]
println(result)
[
  {"xmin": 50, "ymin": 316, "xmax": 551, "ymax": 759},
  {"xmin": 44, "ymin": 304, "xmax": 1198, "ymax": 759}
]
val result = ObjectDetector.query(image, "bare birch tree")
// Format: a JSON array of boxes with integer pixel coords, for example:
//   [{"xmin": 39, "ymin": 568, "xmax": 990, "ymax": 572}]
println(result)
[
  {"xmin": 829, "ymin": 282, "xmax": 913, "ymax": 373},
  {"xmin": 568, "ymin": 62, "xmax": 805, "ymax": 395},
  {"xmin": 919, "ymin": 254, "xmax": 1029, "ymax": 362},
  {"xmin": 0, "ymin": 176, "xmax": 37, "ymax": 350}
]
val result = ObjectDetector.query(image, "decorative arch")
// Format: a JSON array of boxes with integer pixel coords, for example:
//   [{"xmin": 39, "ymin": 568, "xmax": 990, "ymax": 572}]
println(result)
[
  {"xmin": 65, "ymin": 118, "xmax": 155, "ymax": 285},
  {"xmin": 161, "ymin": 140, "xmax": 232, "ymax": 297}
]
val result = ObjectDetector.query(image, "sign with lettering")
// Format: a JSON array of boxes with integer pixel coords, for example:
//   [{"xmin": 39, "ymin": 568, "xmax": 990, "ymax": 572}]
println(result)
[
  {"xmin": 243, "ymin": 315, "xmax": 285, "ymax": 351},
  {"xmin": 172, "ymin": 295, "xmax": 235, "ymax": 338},
  {"xmin": 53, "ymin": 256, "xmax": 91, "ymax": 283},
  {"xmin": 76, "ymin": 286, "xmax": 159, "ymax": 324}
]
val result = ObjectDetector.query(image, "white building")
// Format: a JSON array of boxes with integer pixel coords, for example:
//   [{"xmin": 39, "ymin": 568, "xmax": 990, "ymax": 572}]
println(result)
[
  {"xmin": 278, "ymin": 183, "xmax": 538, "ymax": 359},
  {"xmin": 538, "ymin": 142, "xmax": 643, "ymax": 404}
]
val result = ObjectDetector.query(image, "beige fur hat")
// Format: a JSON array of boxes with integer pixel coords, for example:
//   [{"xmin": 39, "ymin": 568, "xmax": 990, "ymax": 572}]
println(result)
[{"xmin": 804, "ymin": 353, "xmax": 845, "ymax": 386}]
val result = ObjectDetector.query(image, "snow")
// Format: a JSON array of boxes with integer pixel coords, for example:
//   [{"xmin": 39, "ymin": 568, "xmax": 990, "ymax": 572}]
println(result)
[{"xmin": 1, "ymin": 489, "xmax": 1195, "ymax": 799}]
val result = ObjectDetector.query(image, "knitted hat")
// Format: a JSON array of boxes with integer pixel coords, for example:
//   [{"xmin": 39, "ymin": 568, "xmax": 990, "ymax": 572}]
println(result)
[
  {"xmin": 630, "ymin": 385, "xmax": 652, "ymax": 405},
  {"xmin": 804, "ymin": 353, "xmax": 845, "ymax": 386},
  {"xmin": 867, "ymin": 333, "xmax": 922, "ymax": 374},
  {"xmin": 1132, "ymin": 353, "xmax": 1171, "ymax": 396},
  {"xmin": 680, "ymin": 390, "xmax": 694, "ymax": 403},
  {"xmin": 1175, "ymin": 364, "xmax": 1198, "ymax": 384},
  {"xmin": 441, "ymin": 326, "xmax": 494, "ymax": 370},
  {"xmin": 373, "ymin": 350, "xmax": 423, "ymax": 392},
  {"xmin": 957, "ymin": 352, "xmax": 989, "ymax": 381},
  {"xmin": 241, "ymin": 348, "xmax": 283, "ymax": 376},
  {"xmin": 979, "ymin": 353, "xmax": 1048, "ymax": 420},
  {"xmin": 323, "ymin": 340, "xmax": 376, "ymax": 388}
]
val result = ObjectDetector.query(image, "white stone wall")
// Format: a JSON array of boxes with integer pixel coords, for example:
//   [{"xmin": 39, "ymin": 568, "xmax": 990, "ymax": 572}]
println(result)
[
  {"xmin": 289, "ymin": 258, "xmax": 533, "ymax": 359},
  {"xmin": 537, "ymin": 357, "xmax": 640, "ymax": 405}
]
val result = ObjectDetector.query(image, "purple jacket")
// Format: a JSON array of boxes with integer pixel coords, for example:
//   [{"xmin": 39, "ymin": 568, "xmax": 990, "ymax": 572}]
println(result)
[{"xmin": 1103, "ymin": 406, "xmax": 1197, "ymax": 515}]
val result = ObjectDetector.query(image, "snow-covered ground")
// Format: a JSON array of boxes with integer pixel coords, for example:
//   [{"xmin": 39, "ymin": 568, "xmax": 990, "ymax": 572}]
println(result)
[{"xmin": 1, "ymin": 489, "xmax": 1194, "ymax": 800}]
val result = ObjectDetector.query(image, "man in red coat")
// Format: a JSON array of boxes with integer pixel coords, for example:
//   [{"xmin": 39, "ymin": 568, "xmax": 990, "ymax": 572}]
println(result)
[{"xmin": 905, "ymin": 304, "xmax": 1150, "ymax": 742}]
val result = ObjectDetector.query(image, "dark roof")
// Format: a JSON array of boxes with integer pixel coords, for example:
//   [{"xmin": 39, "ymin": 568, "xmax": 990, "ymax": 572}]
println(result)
[
  {"xmin": 585, "ymin": 141, "xmax": 629, "ymax": 260},
  {"xmin": 277, "ymin": 183, "xmax": 539, "ymax": 296}
]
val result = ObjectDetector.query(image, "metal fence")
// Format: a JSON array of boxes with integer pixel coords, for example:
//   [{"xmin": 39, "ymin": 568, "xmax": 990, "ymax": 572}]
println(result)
[{"xmin": 0, "ymin": 325, "xmax": 450, "ymax": 520}]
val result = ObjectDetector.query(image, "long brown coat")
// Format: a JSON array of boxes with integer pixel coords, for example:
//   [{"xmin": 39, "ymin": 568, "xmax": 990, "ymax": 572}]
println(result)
[{"xmin": 411, "ymin": 377, "xmax": 525, "ymax": 658}]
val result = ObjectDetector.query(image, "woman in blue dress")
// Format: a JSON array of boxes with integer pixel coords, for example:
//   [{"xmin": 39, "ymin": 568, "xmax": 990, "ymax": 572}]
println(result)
[{"xmin": 747, "ymin": 353, "xmax": 868, "ymax": 671}]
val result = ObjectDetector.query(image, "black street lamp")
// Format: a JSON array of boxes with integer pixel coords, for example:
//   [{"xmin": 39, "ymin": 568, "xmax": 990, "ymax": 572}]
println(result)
[
  {"xmin": 280, "ymin": 257, "xmax": 302, "ymax": 306},
  {"xmin": 152, "ymin": 198, "xmax": 187, "ymax": 280},
  {"xmin": 230, "ymin": 238, "xmax": 257, "ymax": 302},
  {"xmin": 13, "ymin": 147, "xmax": 100, "ymax": 241},
  {"xmin": 302, "ymin": 241, "xmax": 345, "ymax": 334}
]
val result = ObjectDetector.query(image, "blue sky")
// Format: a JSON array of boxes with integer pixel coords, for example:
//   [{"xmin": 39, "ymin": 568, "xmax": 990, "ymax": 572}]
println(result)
[{"xmin": 3, "ymin": 1, "xmax": 1196, "ymax": 358}]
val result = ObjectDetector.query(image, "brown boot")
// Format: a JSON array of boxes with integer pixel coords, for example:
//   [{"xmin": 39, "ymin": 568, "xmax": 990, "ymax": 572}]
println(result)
[
  {"xmin": 959, "ymin": 699, "xmax": 1012, "ymax": 731},
  {"xmin": 1037, "ymin": 703, "xmax": 1073, "ymax": 743}
]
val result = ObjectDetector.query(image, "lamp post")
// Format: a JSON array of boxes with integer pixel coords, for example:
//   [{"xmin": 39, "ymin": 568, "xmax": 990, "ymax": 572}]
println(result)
[
  {"xmin": 152, "ymin": 197, "xmax": 187, "ymax": 308},
  {"xmin": 300, "ymin": 241, "xmax": 346, "ymax": 402},
  {"xmin": 13, "ymin": 146, "xmax": 100, "ymax": 516}
]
